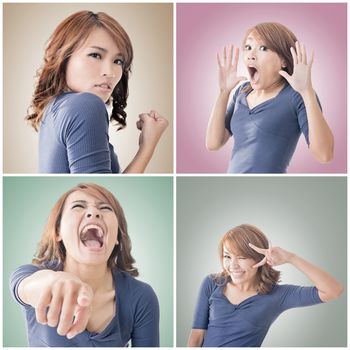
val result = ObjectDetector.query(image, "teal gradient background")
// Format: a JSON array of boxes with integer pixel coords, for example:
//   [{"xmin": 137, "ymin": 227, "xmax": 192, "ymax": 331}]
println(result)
[
  {"xmin": 177, "ymin": 177, "xmax": 346, "ymax": 346},
  {"xmin": 3, "ymin": 176, "xmax": 173, "ymax": 347}
]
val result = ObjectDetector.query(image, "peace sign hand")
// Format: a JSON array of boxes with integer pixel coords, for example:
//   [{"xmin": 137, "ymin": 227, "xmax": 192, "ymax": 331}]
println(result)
[
  {"xmin": 279, "ymin": 41, "xmax": 314, "ymax": 94},
  {"xmin": 249, "ymin": 243, "xmax": 294, "ymax": 268},
  {"xmin": 217, "ymin": 45, "xmax": 247, "ymax": 93}
]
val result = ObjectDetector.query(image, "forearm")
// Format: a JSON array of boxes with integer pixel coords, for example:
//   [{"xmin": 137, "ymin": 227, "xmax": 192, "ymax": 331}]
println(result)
[
  {"xmin": 187, "ymin": 329, "xmax": 205, "ymax": 347},
  {"xmin": 206, "ymin": 90, "xmax": 231, "ymax": 151},
  {"xmin": 301, "ymin": 89, "xmax": 334, "ymax": 163},
  {"xmin": 18, "ymin": 270, "xmax": 57, "ymax": 306},
  {"xmin": 123, "ymin": 145, "xmax": 155, "ymax": 173},
  {"xmin": 288, "ymin": 253, "xmax": 343, "ymax": 301}
]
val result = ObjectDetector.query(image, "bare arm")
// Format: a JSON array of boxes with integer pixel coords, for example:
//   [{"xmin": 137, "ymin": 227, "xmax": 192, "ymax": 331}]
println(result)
[
  {"xmin": 18, "ymin": 270, "xmax": 93, "ymax": 339},
  {"xmin": 123, "ymin": 111, "xmax": 168, "ymax": 173},
  {"xmin": 187, "ymin": 329, "xmax": 206, "ymax": 347},
  {"xmin": 206, "ymin": 45, "xmax": 246, "ymax": 151},
  {"xmin": 279, "ymin": 41, "xmax": 333, "ymax": 163},
  {"xmin": 250, "ymin": 244, "xmax": 343, "ymax": 302}
]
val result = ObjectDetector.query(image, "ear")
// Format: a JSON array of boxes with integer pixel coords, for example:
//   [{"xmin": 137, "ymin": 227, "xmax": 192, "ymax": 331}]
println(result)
[
  {"xmin": 281, "ymin": 59, "xmax": 287, "ymax": 69},
  {"xmin": 56, "ymin": 231, "xmax": 62, "ymax": 242}
]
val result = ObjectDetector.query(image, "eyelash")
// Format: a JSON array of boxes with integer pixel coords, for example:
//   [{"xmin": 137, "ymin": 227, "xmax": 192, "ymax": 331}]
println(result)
[
  {"xmin": 88, "ymin": 53, "xmax": 124, "ymax": 66},
  {"xmin": 71, "ymin": 204, "xmax": 113, "ymax": 211},
  {"xmin": 224, "ymin": 255, "xmax": 246, "ymax": 260}
]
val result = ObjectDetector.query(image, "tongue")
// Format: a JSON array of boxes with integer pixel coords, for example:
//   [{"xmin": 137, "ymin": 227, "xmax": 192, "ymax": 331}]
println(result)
[{"xmin": 84, "ymin": 240, "xmax": 101, "ymax": 248}]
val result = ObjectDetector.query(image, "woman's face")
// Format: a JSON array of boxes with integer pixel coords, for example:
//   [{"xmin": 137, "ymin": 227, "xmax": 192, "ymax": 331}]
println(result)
[
  {"xmin": 66, "ymin": 28, "xmax": 124, "ymax": 102},
  {"xmin": 58, "ymin": 190, "xmax": 119, "ymax": 266},
  {"xmin": 243, "ymin": 31, "xmax": 285, "ymax": 90},
  {"xmin": 223, "ymin": 244, "xmax": 258, "ymax": 285}
]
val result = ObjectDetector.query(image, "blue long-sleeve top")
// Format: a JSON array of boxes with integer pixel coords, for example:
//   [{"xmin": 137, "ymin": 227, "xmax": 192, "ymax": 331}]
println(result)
[
  {"xmin": 224, "ymin": 82, "xmax": 322, "ymax": 173},
  {"xmin": 192, "ymin": 275, "xmax": 323, "ymax": 347},
  {"xmin": 39, "ymin": 92, "xmax": 120, "ymax": 173},
  {"xmin": 10, "ymin": 264, "xmax": 159, "ymax": 347}
]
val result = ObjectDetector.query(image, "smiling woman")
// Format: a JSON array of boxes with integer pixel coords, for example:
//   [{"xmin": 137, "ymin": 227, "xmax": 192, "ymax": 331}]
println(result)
[
  {"xmin": 188, "ymin": 224, "xmax": 343, "ymax": 347},
  {"xmin": 10, "ymin": 183, "xmax": 159, "ymax": 347},
  {"xmin": 26, "ymin": 11, "xmax": 168, "ymax": 173}
]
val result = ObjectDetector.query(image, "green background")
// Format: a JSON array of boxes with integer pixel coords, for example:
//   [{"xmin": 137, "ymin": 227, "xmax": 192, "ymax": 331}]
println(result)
[
  {"xmin": 3, "ymin": 176, "xmax": 173, "ymax": 347},
  {"xmin": 177, "ymin": 176, "xmax": 347, "ymax": 347}
]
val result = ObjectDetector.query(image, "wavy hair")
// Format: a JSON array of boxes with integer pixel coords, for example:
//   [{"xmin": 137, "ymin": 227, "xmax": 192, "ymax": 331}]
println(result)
[
  {"xmin": 242, "ymin": 22, "xmax": 298, "ymax": 93},
  {"xmin": 26, "ymin": 11, "xmax": 133, "ymax": 131},
  {"xmin": 214, "ymin": 224, "xmax": 280, "ymax": 294},
  {"xmin": 32, "ymin": 183, "xmax": 138, "ymax": 276}
]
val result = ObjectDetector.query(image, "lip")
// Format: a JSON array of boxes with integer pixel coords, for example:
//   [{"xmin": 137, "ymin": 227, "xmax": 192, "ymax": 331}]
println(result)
[{"xmin": 94, "ymin": 83, "xmax": 112, "ymax": 92}]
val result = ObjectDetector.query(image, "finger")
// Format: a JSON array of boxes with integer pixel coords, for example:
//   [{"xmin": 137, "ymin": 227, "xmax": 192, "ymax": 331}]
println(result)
[
  {"xmin": 57, "ymin": 292, "xmax": 76, "ymax": 336},
  {"xmin": 227, "ymin": 45, "xmax": 233, "ymax": 67},
  {"xmin": 290, "ymin": 46, "xmax": 297, "ymax": 67},
  {"xmin": 296, "ymin": 41, "xmax": 302, "ymax": 63},
  {"xmin": 223, "ymin": 46, "xmax": 227, "ymax": 65},
  {"xmin": 217, "ymin": 53, "xmax": 222, "ymax": 67},
  {"xmin": 309, "ymin": 49, "xmax": 314, "ymax": 67},
  {"xmin": 46, "ymin": 290, "xmax": 63, "ymax": 327},
  {"xmin": 36, "ymin": 289, "xmax": 52, "ymax": 325},
  {"xmin": 248, "ymin": 242, "xmax": 267, "ymax": 255},
  {"xmin": 66, "ymin": 306, "xmax": 90, "ymax": 339},
  {"xmin": 77, "ymin": 285, "xmax": 93, "ymax": 308},
  {"xmin": 232, "ymin": 47, "xmax": 240, "ymax": 70},
  {"xmin": 301, "ymin": 42, "xmax": 307, "ymax": 65},
  {"xmin": 252, "ymin": 257, "xmax": 267, "ymax": 268}
]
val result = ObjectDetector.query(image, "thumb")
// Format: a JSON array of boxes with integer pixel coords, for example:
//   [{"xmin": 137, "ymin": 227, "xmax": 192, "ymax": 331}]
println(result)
[
  {"xmin": 279, "ymin": 70, "xmax": 290, "ymax": 81},
  {"xmin": 77, "ymin": 285, "xmax": 93, "ymax": 307}
]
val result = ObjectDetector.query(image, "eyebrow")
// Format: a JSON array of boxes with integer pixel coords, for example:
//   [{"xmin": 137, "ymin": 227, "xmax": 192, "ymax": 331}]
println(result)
[{"xmin": 88, "ymin": 46, "xmax": 123, "ymax": 57}]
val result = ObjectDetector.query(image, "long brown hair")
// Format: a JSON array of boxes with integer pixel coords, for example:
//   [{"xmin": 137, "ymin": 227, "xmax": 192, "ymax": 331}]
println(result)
[
  {"xmin": 215, "ymin": 224, "xmax": 280, "ymax": 294},
  {"xmin": 242, "ymin": 22, "xmax": 298, "ymax": 93},
  {"xmin": 26, "ymin": 11, "xmax": 133, "ymax": 131},
  {"xmin": 33, "ymin": 183, "xmax": 138, "ymax": 276}
]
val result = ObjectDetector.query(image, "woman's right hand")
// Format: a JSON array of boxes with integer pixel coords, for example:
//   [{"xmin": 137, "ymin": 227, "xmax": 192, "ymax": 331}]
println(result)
[
  {"xmin": 20, "ymin": 270, "xmax": 93, "ymax": 339},
  {"xmin": 217, "ymin": 45, "xmax": 247, "ymax": 93}
]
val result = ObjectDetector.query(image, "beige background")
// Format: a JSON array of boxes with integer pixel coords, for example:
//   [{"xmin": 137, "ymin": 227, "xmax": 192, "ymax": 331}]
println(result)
[{"xmin": 3, "ymin": 3, "xmax": 173, "ymax": 173}]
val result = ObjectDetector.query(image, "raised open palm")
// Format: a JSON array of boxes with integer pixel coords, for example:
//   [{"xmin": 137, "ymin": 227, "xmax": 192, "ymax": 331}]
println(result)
[{"xmin": 217, "ymin": 45, "xmax": 247, "ymax": 92}]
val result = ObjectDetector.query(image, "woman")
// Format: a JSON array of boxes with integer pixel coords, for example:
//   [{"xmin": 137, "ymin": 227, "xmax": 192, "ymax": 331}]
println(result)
[
  {"xmin": 206, "ymin": 22, "xmax": 334, "ymax": 173},
  {"xmin": 26, "ymin": 11, "xmax": 168, "ymax": 173},
  {"xmin": 188, "ymin": 224, "xmax": 343, "ymax": 347},
  {"xmin": 10, "ymin": 183, "xmax": 159, "ymax": 346}
]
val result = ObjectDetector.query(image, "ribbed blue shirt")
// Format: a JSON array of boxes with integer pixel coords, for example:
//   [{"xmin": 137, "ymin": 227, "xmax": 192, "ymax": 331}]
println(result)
[
  {"xmin": 39, "ymin": 92, "xmax": 120, "ymax": 173},
  {"xmin": 10, "ymin": 264, "xmax": 159, "ymax": 347},
  {"xmin": 225, "ymin": 82, "xmax": 321, "ymax": 173},
  {"xmin": 192, "ymin": 275, "xmax": 323, "ymax": 347}
]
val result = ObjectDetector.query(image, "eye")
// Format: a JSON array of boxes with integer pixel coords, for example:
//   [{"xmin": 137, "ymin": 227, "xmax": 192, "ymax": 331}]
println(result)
[
  {"xmin": 88, "ymin": 52, "xmax": 102, "ymax": 59},
  {"xmin": 244, "ymin": 45, "xmax": 251, "ymax": 51},
  {"xmin": 100, "ymin": 205, "xmax": 113, "ymax": 211},
  {"xmin": 72, "ymin": 204, "xmax": 84, "ymax": 209},
  {"xmin": 224, "ymin": 254, "xmax": 231, "ymax": 259},
  {"xmin": 114, "ymin": 58, "xmax": 125, "ymax": 66},
  {"xmin": 238, "ymin": 257, "xmax": 247, "ymax": 260},
  {"xmin": 259, "ymin": 46, "xmax": 268, "ymax": 51}
]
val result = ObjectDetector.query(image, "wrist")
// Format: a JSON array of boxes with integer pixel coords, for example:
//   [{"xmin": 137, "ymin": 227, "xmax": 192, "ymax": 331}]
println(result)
[
  {"xmin": 287, "ymin": 252, "xmax": 297, "ymax": 264},
  {"xmin": 300, "ymin": 87, "xmax": 315, "ymax": 100},
  {"xmin": 219, "ymin": 88, "xmax": 232, "ymax": 97}
]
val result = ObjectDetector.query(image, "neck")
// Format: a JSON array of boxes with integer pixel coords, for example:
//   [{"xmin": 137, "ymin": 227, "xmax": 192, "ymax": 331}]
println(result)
[
  {"xmin": 254, "ymin": 79, "xmax": 285, "ymax": 97},
  {"xmin": 63, "ymin": 258, "xmax": 112, "ymax": 293},
  {"xmin": 231, "ymin": 278, "xmax": 258, "ymax": 292}
]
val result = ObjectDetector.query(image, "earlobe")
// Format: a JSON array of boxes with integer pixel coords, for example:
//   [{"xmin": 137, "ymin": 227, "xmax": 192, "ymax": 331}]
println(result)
[{"xmin": 56, "ymin": 234, "xmax": 62, "ymax": 242}]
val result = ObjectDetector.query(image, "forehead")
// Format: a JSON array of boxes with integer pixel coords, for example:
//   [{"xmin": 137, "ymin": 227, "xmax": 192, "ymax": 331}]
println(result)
[
  {"xmin": 223, "ymin": 243, "xmax": 242, "ymax": 256},
  {"xmin": 65, "ymin": 189, "xmax": 107, "ymax": 204},
  {"xmin": 77, "ymin": 27, "xmax": 121, "ymax": 54},
  {"xmin": 245, "ymin": 31, "xmax": 264, "ymax": 44}
]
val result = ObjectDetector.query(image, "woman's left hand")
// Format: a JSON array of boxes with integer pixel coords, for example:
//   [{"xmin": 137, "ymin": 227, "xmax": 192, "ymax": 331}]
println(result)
[
  {"xmin": 249, "ymin": 243, "xmax": 294, "ymax": 268},
  {"xmin": 136, "ymin": 111, "xmax": 168, "ymax": 149},
  {"xmin": 279, "ymin": 41, "xmax": 314, "ymax": 94}
]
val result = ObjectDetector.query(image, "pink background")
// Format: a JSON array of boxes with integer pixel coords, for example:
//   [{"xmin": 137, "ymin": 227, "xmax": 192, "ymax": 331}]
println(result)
[{"xmin": 177, "ymin": 3, "xmax": 347, "ymax": 173}]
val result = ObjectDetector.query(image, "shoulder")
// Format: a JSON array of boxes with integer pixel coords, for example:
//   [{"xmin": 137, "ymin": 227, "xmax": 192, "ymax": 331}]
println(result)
[
  {"xmin": 200, "ymin": 274, "xmax": 221, "ymax": 294},
  {"xmin": 51, "ymin": 92, "xmax": 107, "ymax": 123}
]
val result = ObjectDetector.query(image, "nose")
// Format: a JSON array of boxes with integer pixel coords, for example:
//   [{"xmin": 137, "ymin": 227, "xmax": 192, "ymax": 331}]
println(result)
[
  {"xmin": 101, "ymin": 61, "xmax": 116, "ymax": 78},
  {"xmin": 86, "ymin": 207, "xmax": 101, "ymax": 219}
]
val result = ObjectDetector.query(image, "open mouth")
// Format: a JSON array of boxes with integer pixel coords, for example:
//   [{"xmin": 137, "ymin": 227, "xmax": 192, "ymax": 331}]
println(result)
[
  {"xmin": 80, "ymin": 224, "xmax": 104, "ymax": 249},
  {"xmin": 95, "ymin": 83, "xmax": 111, "ymax": 90},
  {"xmin": 247, "ymin": 66, "xmax": 259, "ymax": 83}
]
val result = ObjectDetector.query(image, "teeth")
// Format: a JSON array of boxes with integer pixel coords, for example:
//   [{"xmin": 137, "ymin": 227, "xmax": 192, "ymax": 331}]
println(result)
[
  {"xmin": 99, "ymin": 84, "xmax": 109, "ymax": 89},
  {"xmin": 82, "ymin": 224, "xmax": 104, "ymax": 237}
]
